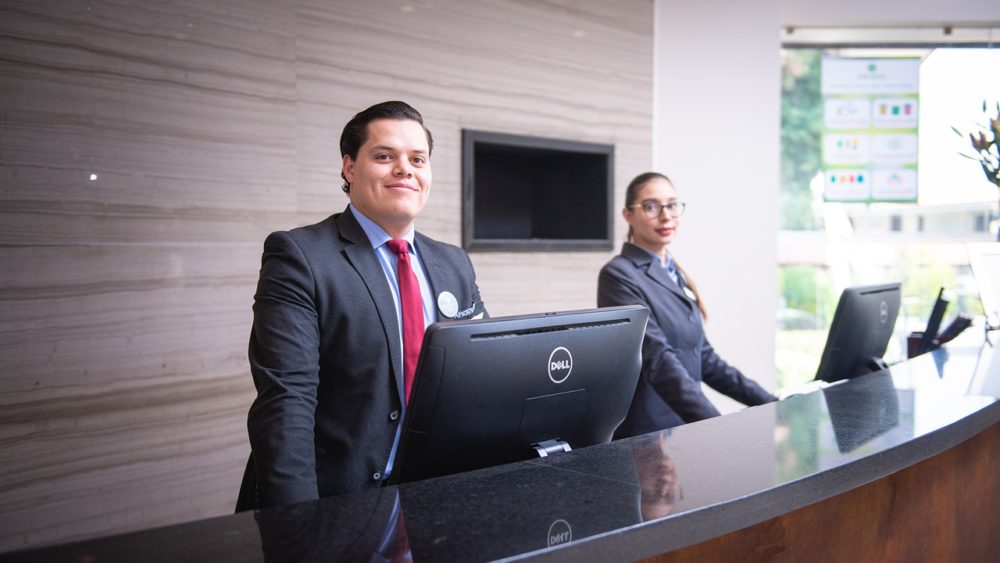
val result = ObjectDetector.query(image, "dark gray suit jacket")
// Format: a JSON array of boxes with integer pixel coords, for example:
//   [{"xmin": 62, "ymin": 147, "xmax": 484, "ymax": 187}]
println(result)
[
  {"xmin": 241, "ymin": 207, "xmax": 486, "ymax": 509},
  {"xmin": 597, "ymin": 243, "xmax": 775, "ymax": 437}
]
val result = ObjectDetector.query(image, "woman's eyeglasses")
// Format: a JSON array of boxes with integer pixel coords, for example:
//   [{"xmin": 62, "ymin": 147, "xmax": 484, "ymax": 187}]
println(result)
[{"xmin": 631, "ymin": 201, "xmax": 686, "ymax": 218}]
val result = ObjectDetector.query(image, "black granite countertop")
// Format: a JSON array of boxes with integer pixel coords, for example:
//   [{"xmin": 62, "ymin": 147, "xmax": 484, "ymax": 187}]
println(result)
[{"xmin": 6, "ymin": 340, "xmax": 1000, "ymax": 562}]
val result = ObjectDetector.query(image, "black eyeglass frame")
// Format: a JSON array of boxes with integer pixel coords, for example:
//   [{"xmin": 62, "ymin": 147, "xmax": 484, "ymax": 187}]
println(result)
[{"xmin": 630, "ymin": 201, "xmax": 687, "ymax": 218}]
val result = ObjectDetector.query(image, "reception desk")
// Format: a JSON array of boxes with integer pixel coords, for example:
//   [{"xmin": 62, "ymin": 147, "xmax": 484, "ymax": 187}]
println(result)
[{"xmin": 5, "ymin": 341, "xmax": 1000, "ymax": 562}]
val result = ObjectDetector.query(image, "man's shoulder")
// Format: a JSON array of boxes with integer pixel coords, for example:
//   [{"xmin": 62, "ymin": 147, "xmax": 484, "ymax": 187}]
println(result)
[
  {"xmin": 266, "ymin": 213, "xmax": 345, "ymax": 249},
  {"xmin": 414, "ymin": 231, "xmax": 468, "ymax": 261},
  {"xmin": 287, "ymin": 213, "xmax": 341, "ymax": 238}
]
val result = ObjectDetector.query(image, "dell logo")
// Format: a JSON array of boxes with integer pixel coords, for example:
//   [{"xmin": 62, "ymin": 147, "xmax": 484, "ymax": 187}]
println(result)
[
  {"xmin": 547, "ymin": 519, "xmax": 572, "ymax": 547},
  {"xmin": 547, "ymin": 347, "xmax": 573, "ymax": 384},
  {"xmin": 879, "ymin": 301, "xmax": 889, "ymax": 324}
]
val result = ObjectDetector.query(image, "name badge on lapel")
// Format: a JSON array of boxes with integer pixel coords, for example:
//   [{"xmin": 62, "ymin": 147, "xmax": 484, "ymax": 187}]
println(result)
[
  {"xmin": 437, "ymin": 291, "xmax": 459, "ymax": 318},
  {"xmin": 682, "ymin": 286, "xmax": 698, "ymax": 302},
  {"xmin": 438, "ymin": 290, "xmax": 481, "ymax": 320},
  {"xmin": 453, "ymin": 302, "xmax": 479, "ymax": 319}
]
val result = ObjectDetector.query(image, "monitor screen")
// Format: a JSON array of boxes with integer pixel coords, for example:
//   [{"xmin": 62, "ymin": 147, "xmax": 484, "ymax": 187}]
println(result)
[
  {"xmin": 814, "ymin": 282, "xmax": 901, "ymax": 383},
  {"xmin": 393, "ymin": 305, "xmax": 649, "ymax": 484}
]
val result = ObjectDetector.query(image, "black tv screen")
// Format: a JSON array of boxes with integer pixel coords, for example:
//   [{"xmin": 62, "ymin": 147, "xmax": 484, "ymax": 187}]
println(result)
[
  {"xmin": 814, "ymin": 282, "xmax": 901, "ymax": 383},
  {"xmin": 462, "ymin": 130, "xmax": 614, "ymax": 251},
  {"xmin": 392, "ymin": 306, "xmax": 648, "ymax": 484}
]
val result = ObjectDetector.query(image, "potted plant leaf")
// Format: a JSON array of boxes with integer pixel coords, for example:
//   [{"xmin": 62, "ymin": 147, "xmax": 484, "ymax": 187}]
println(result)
[{"xmin": 953, "ymin": 100, "xmax": 1000, "ymax": 240}]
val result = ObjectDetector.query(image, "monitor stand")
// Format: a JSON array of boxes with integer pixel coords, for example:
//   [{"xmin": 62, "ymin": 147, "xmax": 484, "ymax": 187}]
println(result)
[
  {"xmin": 533, "ymin": 439, "xmax": 572, "ymax": 457},
  {"xmin": 865, "ymin": 357, "xmax": 890, "ymax": 374}
]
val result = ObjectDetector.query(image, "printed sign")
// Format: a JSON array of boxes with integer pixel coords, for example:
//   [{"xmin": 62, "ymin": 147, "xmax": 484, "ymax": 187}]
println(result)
[{"xmin": 821, "ymin": 58, "xmax": 920, "ymax": 203}]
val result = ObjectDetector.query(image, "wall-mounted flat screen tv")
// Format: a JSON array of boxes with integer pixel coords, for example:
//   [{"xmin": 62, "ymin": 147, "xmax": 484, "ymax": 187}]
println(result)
[{"xmin": 462, "ymin": 130, "xmax": 614, "ymax": 252}]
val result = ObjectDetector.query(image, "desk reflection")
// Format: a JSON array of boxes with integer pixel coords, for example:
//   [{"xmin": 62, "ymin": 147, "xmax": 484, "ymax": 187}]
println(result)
[
  {"xmin": 399, "ymin": 444, "xmax": 643, "ymax": 561},
  {"xmin": 254, "ymin": 444, "xmax": 648, "ymax": 562},
  {"xmin": 629, "ymin": 430, "xmax": 681, "ymax": 521},
  {"xmin": 823, "ymin": 372, "xmax": 903, "ymax": 454},
  {"xmin": 257, "ymin": 489, "xmax": 417, "ymax": 563},
  {"xmin": 252, "ymin": 434, "xmax": 687, "ymax": 561},
  {"xmin": 254, "ymin": 487, "xmax": 399, "ymax": 563}
]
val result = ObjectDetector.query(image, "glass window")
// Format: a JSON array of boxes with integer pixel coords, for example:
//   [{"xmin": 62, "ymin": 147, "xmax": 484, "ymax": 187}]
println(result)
[{"xmin": 778, "ymin": 42, "xmax": 999, "ymax": 391}]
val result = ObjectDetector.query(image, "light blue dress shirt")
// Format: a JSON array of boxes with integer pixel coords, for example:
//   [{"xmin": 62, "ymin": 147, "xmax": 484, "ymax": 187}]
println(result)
[{"xmin": 349, "ymin": 204, "xmax": 438, "ymax": 478}]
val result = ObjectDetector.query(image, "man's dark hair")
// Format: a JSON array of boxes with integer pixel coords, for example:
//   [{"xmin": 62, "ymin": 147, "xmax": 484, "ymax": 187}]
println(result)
[{"xmin": 339, "ymin": 101, "xmax": 433, "ymax": 194}]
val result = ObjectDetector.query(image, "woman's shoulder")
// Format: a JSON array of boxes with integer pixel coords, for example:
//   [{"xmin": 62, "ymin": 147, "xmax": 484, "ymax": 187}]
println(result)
[
  {"xmin": 603, "ymin": 244, "xmax": 649, "ymax": 272},
  {"xmin": 597, "ymin": 252, "xmax": 649, "ymax": 307},
  {"xmin": 599, "ymin": 253, "xmax": 644, "ymax": 286},
  {"xmin": 600, "ymin": 252, "xmax": 629, "ymax": 270}
]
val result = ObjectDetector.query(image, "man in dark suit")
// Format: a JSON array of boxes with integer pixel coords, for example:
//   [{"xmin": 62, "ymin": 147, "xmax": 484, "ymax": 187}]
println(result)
[{"xmin": 238, "ymin": 101, "xmax": 487, "ymax": 510}]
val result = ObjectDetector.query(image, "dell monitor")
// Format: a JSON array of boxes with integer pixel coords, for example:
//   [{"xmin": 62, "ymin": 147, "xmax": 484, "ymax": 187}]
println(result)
[
  {"xmin": 393, "ymin": 305, "xmax": 649, "ymax": 484},
  {"xmin": 814, "ymin": 282, "xmax": 901, "ymax": 383}
]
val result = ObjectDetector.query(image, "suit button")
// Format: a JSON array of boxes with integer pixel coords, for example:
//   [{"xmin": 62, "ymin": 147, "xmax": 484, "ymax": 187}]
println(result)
[
  {"xmin": 372, "ymin": 472, "xmax": 382, "ymax": 481},
  {"xmin": 389, "ymin": 410, "xmax": 400, "ymax": 421},
  {"xmin": 689, "ymin": 314, "xmax": 696, "ymax": 322}
]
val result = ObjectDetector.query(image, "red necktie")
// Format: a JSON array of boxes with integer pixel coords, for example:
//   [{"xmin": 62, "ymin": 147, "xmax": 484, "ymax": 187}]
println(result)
[{"xmin": 386, "ymin": 239, "xmax": 424, "ymax": 403}]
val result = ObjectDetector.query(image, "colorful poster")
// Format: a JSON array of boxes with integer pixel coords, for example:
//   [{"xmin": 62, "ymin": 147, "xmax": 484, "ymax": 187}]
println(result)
[{"xmin": 821, "ymin": 58, "xmax": 920, "ymax": 203}]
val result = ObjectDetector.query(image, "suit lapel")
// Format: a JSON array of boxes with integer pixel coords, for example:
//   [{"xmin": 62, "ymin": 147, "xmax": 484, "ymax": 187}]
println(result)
[
  {"xmin": 414, "ymin": 233, "xmax": 455, "ymax": 318},
  {"xmin": 622, "ymin": 243, "xmax": 693, "ymax": 311},
  {"xmin": 337, "ymin": 209, "xmax": 405, "ymax": 403}
]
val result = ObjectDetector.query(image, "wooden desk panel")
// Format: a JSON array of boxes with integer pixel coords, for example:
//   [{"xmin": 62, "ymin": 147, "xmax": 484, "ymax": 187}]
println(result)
[{"xmin": 649, "ymin": 421, "xmax": 1000, "ymax": 562}]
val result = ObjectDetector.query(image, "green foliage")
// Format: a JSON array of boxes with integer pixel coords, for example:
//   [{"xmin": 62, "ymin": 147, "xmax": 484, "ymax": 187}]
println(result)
[
  {"xmin": 775, "ymin": 330, "xmax": 827, "ymax": 391},
  {"xmin": 779, "ymin": 264, "xmax": 835, "ymax": 320},
  {"xmin": 780, "ymin": 49, "xmax": 824, "ymax": 231},
  {"xmin": 776, "ymin": 265, "xmax": 836, "ymax": 389},
  {"xmin": 887, "ymin": 248, "xmax": 956, "ymax": 320}
]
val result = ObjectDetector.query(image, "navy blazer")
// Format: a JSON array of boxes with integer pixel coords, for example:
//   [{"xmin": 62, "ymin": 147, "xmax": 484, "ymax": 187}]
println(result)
[
  {"xmin": 241, "ymin": 207, "xmax": 486, "ymax": 509},
  {"xmin": 597, "ymin": 243, "xmax": 775, "ymax": 438}
]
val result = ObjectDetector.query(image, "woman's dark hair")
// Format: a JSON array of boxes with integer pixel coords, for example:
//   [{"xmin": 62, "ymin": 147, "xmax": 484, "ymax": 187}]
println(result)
[
  {"xmin": 339, "ymin": 101, "xmax": 433, "ymax": 194},
  {"xmin": 623, "ymin": 172, "xmax": 707, "ymax": 320},
  {"xmin": 624, "ymin": 171, "xmax": 671, "ymax": 211}
]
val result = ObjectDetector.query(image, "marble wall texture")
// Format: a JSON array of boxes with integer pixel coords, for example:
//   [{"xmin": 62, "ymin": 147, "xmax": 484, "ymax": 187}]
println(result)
[{"xmin": 0, "ymin": 0, "xmax": 653, "ymax": 552}]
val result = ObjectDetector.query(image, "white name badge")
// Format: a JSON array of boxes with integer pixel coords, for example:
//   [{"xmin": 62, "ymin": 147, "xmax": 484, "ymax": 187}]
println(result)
[{"xmin": 437, "ymin": 291, "xmax": 459, "ymax": 318}]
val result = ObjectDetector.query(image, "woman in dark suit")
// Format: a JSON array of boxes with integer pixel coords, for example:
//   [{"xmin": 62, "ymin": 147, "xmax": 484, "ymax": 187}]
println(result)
[{"xmin": 598, "ymin": 172, "xmax": 776, "ymax": 438}]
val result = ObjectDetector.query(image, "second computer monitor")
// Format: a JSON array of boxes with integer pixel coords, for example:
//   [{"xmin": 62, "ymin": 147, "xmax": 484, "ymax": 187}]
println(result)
[{"xmin": 815, "ymin": 282, "xmax": 901, "ymax": 383}]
